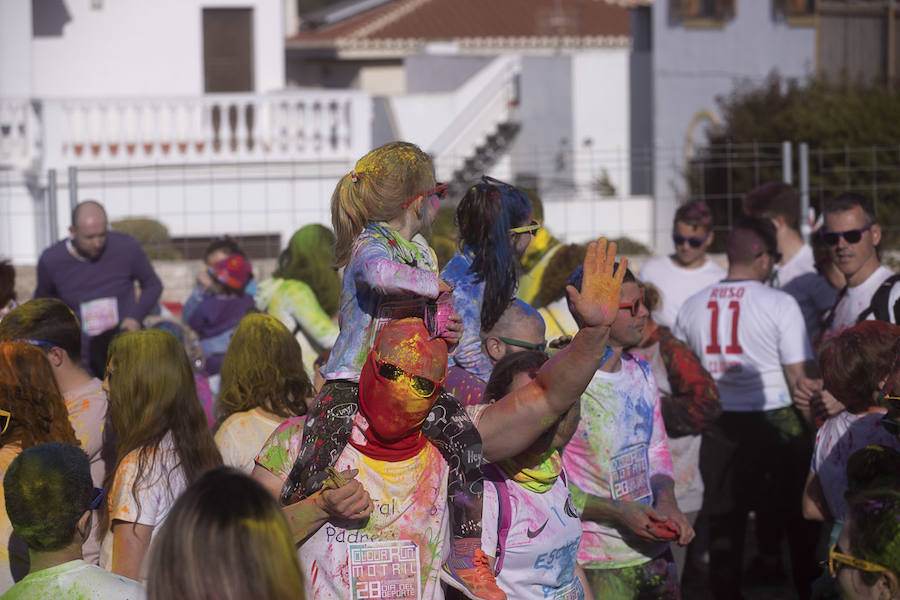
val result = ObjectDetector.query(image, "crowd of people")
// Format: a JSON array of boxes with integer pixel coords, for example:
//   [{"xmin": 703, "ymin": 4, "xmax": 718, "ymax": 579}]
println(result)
[{"xmin": 0, "ymin": 140, "xmax": 897, "ymax": 600}]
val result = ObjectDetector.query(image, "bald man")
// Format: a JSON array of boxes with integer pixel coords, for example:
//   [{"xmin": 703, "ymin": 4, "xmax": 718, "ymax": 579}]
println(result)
[
  {"xmin": 445, "ymin": 299, "xmax": 547, "ymax": 406},
  {"xmin": 34, "ymin": 200, "xmax": 162, "ymax": 372},
  {"xmin": 674, "ymin": 217, "xmax": 820, "ymax": 599}
]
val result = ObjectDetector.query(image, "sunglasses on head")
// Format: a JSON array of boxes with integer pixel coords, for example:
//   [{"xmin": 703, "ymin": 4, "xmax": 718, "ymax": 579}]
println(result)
[
  {"xmin": 672, "ymin": 233, "xmax": 709, "ymax": 248},
  {"xmin": 820, "ymin": 222, "xmax": 874, "ymax": 246},
  {"xmin": 372, "ymin": 352, "xmax": 443, "ymax": 398},
  {"xmin": 0, "ymin": 408, "xmax": 9, "ymax": 436},
  {"xmin": 619, "ymin": 295, "xmax": 646, "ymax": 318},
  {"xmin": 497, "ymin": 336, "xmax": 547, "ymax": 352},
  {"xmin": 402, "ymin": 182, "xmax": 447, "ymax": 209},
  {"xmin": 510, "ymin": 220, "xmax": 541, "ymax": 236},
  {"xmin": 824, "ymin": 543, "xmax": 891, "ymax": 579}
]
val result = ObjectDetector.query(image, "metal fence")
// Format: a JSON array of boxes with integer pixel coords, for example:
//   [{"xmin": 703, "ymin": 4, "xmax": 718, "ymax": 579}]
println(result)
[
  {"xmin": 687, "ymin": 142, "xmax": 900, "ymax": 252},
  {"xmin": 4, "ymin": 141, "xmax": 900, "ymax": 267}
]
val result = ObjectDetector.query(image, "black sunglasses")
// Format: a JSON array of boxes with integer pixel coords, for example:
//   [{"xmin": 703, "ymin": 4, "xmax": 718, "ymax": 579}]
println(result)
[
  {"xmin": 374, "ymin": 354, "xmax": 442, "ymax": 398},
  {"xmin": 672, "ymin": 233, "xmax": 709, "ymax": 248},
  {"xmin": 820, "ymin": 222, "xmax": 874, "ymax": 246}
]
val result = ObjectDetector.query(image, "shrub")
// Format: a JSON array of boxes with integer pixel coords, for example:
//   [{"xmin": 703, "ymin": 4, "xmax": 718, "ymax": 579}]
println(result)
[{"xmin": 111, "ymin": 218, "xmax": 180, "ymax": 260}]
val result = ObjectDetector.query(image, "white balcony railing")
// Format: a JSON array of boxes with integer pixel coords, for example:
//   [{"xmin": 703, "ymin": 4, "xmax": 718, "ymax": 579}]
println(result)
[
  {"xmin": 0, "ymin": 99, "xmax": 40, "ymax": 170},
  {"xmin": 19, "ymin": 90, "xmax": 372, "ymax": 169}
]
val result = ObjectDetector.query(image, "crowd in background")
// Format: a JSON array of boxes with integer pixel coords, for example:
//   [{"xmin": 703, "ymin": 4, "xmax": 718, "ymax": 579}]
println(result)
[{"xmin": 0, "ymin": 140, "xmax": 897, "ymax": 600}]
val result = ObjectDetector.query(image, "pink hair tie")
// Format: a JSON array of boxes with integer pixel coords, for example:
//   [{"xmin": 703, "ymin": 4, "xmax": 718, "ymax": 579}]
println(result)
[{"xmin": 350, "ymin": 171, "xmax": 359, "ymax": 183}]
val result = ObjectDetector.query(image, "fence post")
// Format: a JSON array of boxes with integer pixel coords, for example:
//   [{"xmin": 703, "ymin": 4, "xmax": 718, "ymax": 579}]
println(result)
[
  {"xmin": 67, "ymin": 166, "xmax": 78, "ymax": 214},
  {"xmin": 782, "ymin": 141, "xmax": 792, "ymax": 185},
  {"xmin": 47, "ymin": 169, "xmax": 59, "ymax": 242},
  {"xmin": 799, "ymin": 142, "xmax": 810, "ymax": 244}
]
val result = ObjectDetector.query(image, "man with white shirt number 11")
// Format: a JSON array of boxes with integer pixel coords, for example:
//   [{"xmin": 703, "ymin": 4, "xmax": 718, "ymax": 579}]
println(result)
[{"xmin": 674, "ymin": 217, "xmax": 822, "ymax": 599}]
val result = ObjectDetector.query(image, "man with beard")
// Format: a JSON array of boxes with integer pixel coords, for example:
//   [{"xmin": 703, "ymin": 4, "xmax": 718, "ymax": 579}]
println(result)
[
  {"xmin": 821, "ymin": 192, "xmax": 900, "ymax": 340},
  {"xmin": 34, "ymin": 200, "xmax": 162, "ymax": 371}
]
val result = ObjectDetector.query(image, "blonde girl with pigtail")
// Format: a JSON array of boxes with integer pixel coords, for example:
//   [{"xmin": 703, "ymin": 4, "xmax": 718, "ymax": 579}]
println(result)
[{"xmin": 278, "ymin": 142, "xmax": 506, "ymax": 600}]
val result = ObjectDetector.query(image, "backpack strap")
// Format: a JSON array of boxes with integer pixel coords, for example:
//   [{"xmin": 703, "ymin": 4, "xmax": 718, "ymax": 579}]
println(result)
[
  {"xmin": 857, "ymin": 274, "xmax": 900, "ymax": 324},
  {"xmin": 483, "ymin": 463, "xmax": 512, "ymax": 575}
]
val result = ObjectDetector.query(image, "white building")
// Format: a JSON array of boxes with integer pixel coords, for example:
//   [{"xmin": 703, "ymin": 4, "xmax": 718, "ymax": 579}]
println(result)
[
  {"xmin": 0, "ymin": 0, "xmax": 371, "ymax": 264},
  {"xmin": 1, "ymin": 0, "xmax": 653, "ymax": 267},
  {"xmin": 287, "ymin": 0, "xmax": 653, "ymax": 246}
]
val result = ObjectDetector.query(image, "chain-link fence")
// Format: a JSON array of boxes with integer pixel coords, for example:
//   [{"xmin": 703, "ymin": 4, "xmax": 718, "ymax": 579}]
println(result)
[
  {"xmin": 5, "ymin": 141, "xmax": 900, "ymax": 267},
  {"xmin": 687, "ymin": 142, "xmax": 900, "ymax": 253}
]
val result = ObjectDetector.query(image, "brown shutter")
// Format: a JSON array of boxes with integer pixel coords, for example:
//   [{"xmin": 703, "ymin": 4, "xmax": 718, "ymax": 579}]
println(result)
[
  {"xmin": 203, "ymin": 9, "xmax": 254, "ymax": 93},
  {"xmin": 713, "ymin": 0, "xmax": 736, "ymax": 19}
]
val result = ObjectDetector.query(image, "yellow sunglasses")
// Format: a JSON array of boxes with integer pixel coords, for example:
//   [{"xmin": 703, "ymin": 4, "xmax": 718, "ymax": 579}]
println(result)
[
  {"xmin": 0, "ymin": 408, "xmax": 10, "ymax": 436},
  {"xmin": 510, "ymin": 220, "xmax": 540, "ymax": 235},
  {"xmin": 826, "ymin": 544, "xmax": 891, "ymax": 579}
]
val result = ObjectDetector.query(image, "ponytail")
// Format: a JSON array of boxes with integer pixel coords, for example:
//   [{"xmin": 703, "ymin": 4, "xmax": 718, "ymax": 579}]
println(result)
[
  {"xmin": 332, "ymin": 174, "xmax": 369, "ymax": 268},
  {"xmin": 457, "ymin": 181, "xmax": 532, "ymax": 331}
]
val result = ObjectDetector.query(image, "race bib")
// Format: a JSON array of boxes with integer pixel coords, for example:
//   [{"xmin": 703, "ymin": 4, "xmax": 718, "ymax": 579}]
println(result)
[
  {"xmin": 610, "ymin": 443, "xmax": 651, "ymax": 503},
  {"xmin": 349, "ymin": 540, "xmax": 420, "ymax": 600},
  {"xmin": 79, "ymin": 297, "xmax": 119, "ymax": 336}
]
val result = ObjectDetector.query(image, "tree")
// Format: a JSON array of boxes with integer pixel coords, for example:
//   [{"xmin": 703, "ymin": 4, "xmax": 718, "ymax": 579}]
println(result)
[{"xmin": 689, "ymin": 73, "xmax": 900, "ymax": 250}]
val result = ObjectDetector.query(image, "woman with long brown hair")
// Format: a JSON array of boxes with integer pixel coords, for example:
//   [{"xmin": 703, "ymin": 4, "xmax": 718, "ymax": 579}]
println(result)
[
  {"xmin": 0, "ymin": 340, "xmax": 79, "ymax": 592},
  {"xmin": 99, "ymin": 329, "xmax": 222, "ymax": 581},
  {"xmin": 215, "ymin": 313, "xmax": 312, "ymax": 473}
]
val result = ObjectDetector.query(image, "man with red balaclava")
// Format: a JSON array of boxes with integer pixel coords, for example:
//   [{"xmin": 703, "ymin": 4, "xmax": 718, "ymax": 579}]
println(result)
[{"xmin": 252, "ymin": 238, "xmax": 628, "ymax": 600}]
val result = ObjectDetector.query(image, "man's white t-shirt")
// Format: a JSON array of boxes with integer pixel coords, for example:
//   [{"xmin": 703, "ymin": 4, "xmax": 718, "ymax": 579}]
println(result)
[
  {"xmin": 774, "ymin": 245, "xmax": 838, "ymax": 344},
  {"xmin": 215, "ymin": 407, "xmax": 285, "ymax": 474},
  {"xmin": 639, "ymin": 256, "xmax": 726, "ymax": 330},
  {"xmin": 826, "ymin": 265, "xmax": 899, "ymax": 340},
  {"xmin": 255, "ymin": 406, "xmax": 489, "ymax": 600},
  {"xmin": 482, "ymin": 465, "xmax": 584, "ymax": 600},
  {"xmin": 810, "ymin": 410, "xmax": 900, "ymax": 520},
  {"xmin": 675, "ymin": 280, "xmax": 813, "ymax": 412},
  {"xmin": 1, "ymin": 559, "xmax": 144, "ymax": 600}
]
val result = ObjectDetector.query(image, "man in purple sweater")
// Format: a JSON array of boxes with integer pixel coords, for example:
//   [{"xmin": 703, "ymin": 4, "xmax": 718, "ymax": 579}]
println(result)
[{"xmin": 34, "ymin": 200, "xmax": 162, "ymax": 371}]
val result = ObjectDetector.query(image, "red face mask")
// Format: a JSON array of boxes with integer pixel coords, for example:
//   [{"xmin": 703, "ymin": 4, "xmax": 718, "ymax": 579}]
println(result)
[{"xmin": 352, "ymin": 319, "xmax": 448, "ymax": 461}]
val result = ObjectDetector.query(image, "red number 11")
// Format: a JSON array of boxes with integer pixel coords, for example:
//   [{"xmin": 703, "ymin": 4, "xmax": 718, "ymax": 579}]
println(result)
[{"xmin": 705, "ymin": 300, "xmax": 743, "ymax": 354}]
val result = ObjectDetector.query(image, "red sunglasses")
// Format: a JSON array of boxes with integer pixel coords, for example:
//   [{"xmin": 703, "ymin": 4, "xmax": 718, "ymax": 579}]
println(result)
[
  {"xmin": 402, "ymin": 183, "xmax": 448, "ymax": 209},
  {"xmin": 619, "ymin": 295, "xmax": 646, "ymax": 317}
]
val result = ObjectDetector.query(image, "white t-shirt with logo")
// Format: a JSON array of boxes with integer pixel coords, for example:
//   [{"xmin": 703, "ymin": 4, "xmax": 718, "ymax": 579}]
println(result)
[
  {"xmin": 675, "ymin": 280, "xmax": 813, "ymax": 412},
  {"xmin": 562, "ymin": 355, "xmax": 674, "ymax": 569},
  {"xmin": 482, "ymin": 466, "xmax": 584, "ymax": 600},
  {"xmin": 826, "ymin": 266, "xmax": 898, "ymax": 340},
  {"xmin": 639, "ymin": 256, "xmax": 726, "ymax": 330},
  {"xmin": 255, "ymin": 406, "xmax": 488, "ymax": 600}
]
